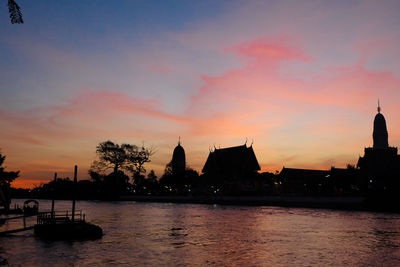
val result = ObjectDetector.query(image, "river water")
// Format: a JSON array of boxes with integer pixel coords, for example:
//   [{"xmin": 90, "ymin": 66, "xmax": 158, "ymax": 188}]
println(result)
[{"xmin": 1, "ymin": 199, "xmax": 400, "ymax": 266}]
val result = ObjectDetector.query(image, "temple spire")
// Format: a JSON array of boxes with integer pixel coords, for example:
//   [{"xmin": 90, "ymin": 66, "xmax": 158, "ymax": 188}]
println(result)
[
  {"xmin": 377, "ymin": 99, "xmax": 381, "ymax": 113},
  {"xmin": 178, "ymin": 136, "xmax": 181, "ymax": 146}
]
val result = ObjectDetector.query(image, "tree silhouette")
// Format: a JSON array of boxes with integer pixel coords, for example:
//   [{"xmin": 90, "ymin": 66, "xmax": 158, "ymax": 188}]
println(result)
[
  {"xmin": 0, "ymin": 150, "xmax": 19, "ymax": 210},
  {"xmin": 0, "ymin": 150, "xmax": 19, "ymax": 187},
  {"xmin": 7, "ymin": 0, "xmax": 23, "ymax": 24},
  {"xmin": 126, "ymin": 144, "xmax": 155, "ymax": 177},
  {"xmin": 89, "ymin": 141, "xmax": 154, "ymax": 199},
  {"xmin": 90, "ymin": 141, "xmax": 132, "ymax": 175},
  {"xmin": 90, "ymin": 140, "xmax": 154, "ymax": 176},
  {"xmin": 147, "ymin": 170, "xmax": 158, "ymax": 184}
]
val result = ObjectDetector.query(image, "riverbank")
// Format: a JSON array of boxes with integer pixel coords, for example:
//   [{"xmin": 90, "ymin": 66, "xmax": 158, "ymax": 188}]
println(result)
[{"xmin": 11, "ymin": 195, "xmax": 399, "ymax": 213}]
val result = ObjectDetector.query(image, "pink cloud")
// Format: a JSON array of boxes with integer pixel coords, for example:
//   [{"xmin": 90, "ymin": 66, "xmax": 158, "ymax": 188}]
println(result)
[
  {"xmin": 147, "ymin": 64, "xmax": 174, "ymax": 74},
  {"xmin": 34, "ymin": 91, "xmax": 188, "ymax": 123},
  {"xmin": 228, "ymin": 37, "xmax": 311, "ymax": 63},
  {"xmin": 0, "ymin": 91, "xmax": 192, "ymax": 147},
  {"xmin": 5, "ymin": 36, "xmax": 400, "ymax": 188},
  {"xmin": 185, "ymin": 36, "xmax": 400, "ymax": 172},
  {"xmin": 190, "ymin": 37, "xmax": 400, "ymax": 114}
]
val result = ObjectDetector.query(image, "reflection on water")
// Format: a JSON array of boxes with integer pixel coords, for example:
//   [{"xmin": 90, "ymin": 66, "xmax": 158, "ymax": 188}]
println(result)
[{"xmin": 1, "ymin": 200, "xmax": 400, "ymax": 266}]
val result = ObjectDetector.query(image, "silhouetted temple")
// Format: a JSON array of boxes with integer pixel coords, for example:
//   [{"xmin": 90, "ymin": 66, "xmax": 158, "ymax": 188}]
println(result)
[
  {"xmin": 278, "ymin": 167, "xmax": 362, "ymax": 195},
  {"xmin": 357, "ymin": 103, "xmax": 400, "ymax": 192},
  {"xmin": 171, "ymin": 138, "xmax": 186, "ymax": 176},
  {"xmin": 279, "ymin": 167, "xmax": 329, "ymax": 194},
  {"xmin": 202, "ymin": 144, "xmax": 260, "ymax": 182}
]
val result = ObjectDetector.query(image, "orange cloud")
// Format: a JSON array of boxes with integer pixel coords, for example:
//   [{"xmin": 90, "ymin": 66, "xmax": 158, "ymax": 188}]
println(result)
[{"xmin": 12, "ymin": 179, "xmax": 47, "ymax": 189}]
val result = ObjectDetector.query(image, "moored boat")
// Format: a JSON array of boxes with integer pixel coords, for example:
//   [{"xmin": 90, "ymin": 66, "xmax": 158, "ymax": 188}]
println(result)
[{"xmin": 23, "ymin": 199, "xmax": 39, "ymax": 215}]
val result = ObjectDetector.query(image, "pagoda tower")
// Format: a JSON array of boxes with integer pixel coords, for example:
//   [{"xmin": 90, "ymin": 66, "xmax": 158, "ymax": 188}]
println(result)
[
  {"xmin": 357, "ymin": 102, "xmax": 400, "ymax": 192},
  {"xmin": 171, "ymin": 137, "xmax": 186, "ymax": 175},
  {"xmin": 373, "ymin": 101, "xmax": 389, "ymax": 149}
]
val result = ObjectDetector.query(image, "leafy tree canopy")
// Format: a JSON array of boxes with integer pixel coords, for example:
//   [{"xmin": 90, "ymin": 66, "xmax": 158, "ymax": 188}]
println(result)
[
  {"xmin": 0, "ymin": 150, "xmax": 19, "ymax": 187},
  {"xmin": 90, "ymin": 140, "xmax": 154, "ymax": 177}
]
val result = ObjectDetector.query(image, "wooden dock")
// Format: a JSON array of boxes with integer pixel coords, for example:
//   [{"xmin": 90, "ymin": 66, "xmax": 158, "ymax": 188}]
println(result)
[
  {"xmin": 0, "ymin": 214, "xmax": 36, "ymax": 236},
  {"xmin": 0, "ymin": 226, "xmax": 34, "ymax": 236}
]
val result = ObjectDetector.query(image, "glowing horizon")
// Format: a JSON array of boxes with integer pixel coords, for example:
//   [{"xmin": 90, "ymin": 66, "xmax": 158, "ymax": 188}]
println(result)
[{"xmin": 1, "ymin": 1, "xmax": 400, "ymax": 188}]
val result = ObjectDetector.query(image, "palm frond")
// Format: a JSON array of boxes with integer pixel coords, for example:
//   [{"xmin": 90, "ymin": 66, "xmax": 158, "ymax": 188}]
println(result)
[{"xmin": 8, "ymin": 0, "xmax": 24, "ymax": 24}]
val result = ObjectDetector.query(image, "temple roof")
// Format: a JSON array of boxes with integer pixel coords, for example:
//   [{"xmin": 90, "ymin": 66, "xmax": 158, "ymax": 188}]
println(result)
[{"xmin": 202, "ymin": 144, "xmax": 260, "ymax": 174}]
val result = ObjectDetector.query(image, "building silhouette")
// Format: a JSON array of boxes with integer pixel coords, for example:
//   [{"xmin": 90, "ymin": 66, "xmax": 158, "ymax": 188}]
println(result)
[
  {"xmin": 171, "ymin": 137, "xmax": 186, "ymax": 176},
  {"xmin": 357, "ymin": 102, "xmax": 400, "ymax": 192},
  {"xmin": 276, "ymin": 102, "xmax": 400, "ymax": 197},
  {"xmin": 278, "ymin": 166, "xmax": 362, "ymax": 196},
  {"xmin": 278, "ymin": 167, "xmax": 330, "ymax": 195},
  {"xmin": 202, "ymin": 143, "xmax": 260, "ymax": 183}
]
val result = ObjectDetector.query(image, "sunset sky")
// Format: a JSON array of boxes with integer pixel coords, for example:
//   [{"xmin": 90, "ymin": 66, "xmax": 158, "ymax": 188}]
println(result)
[{"xmin": 1, "ymin": 0, "xmax": 400, "ymax": 188}]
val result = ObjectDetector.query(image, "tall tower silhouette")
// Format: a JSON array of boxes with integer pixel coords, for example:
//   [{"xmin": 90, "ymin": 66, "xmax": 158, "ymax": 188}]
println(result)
[
  {"xmin": 357, "ymin": 101, "xmax": 400, "ymax": 194},
  {"xmin": 171, "ymin": 137, "xmax": 186, "ymax": 175},
  {"xmin": 373, "ymin": 101, "xmax": 389, "ymax": 149}
]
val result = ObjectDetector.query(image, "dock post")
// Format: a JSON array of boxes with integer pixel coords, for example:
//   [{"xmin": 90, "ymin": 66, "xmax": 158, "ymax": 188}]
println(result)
[
  {"xmin": 51, "ymin": 172, "xmax": 57, "ymax": 219},
  {"xmin": 71, "ymin": 165, "xmax": 77, "ymax": 223}
]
